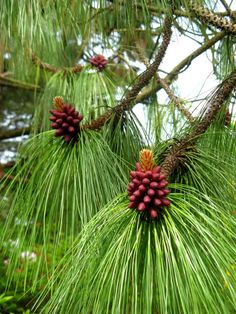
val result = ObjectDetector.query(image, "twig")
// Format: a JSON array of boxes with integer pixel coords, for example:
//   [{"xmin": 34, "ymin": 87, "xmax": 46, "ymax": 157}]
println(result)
[
  {"xmin": 115, "ymin": 17, "xmax": 171, "ymax": 112},
  {"xmin": 84, "ymin": 16, "xmax": 172, "ymax": 130},
  {"xmin": 0, "ymin": 74, "xmax": 40, "ymax": 91},
  {"xmin": 219, "ymin": 0, "xmax": 235, "ymax": 19},
  {"xmin": 82, "ymin": 30, "xmax": 224, "ymax": 131},
  {"xmin": 136, "ymin": 31, "xmax": 225, "ymax": 104},
  {"xmin": 161, "ymin": 69, "xmax": 236, "ymax": 177},
  {"xmin": 135, "ymin": 3, "xmax": 236, "ymax": 18},
  {"xmin": 0, "ymin": 127, "xmax": 31, "ymax": 141},
  {"xmin": 157, "ymin": 76, "xmax": 195, "ymax": 123},
  {"xmin": 190, "ymin": 75, "xmax": 236, "ymax": 137},
  {"xmin": 31, "ymin": 52, "xmax": 83, "ymax": 74},
  {"xmin": 190, "ymin": 3, "xmax": 236, "ymax": 34}
]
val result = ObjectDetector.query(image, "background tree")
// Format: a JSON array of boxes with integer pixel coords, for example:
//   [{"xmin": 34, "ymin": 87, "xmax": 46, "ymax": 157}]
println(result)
[{"xmin": 0, "ymin": 0, "xmax": 236, "ymax": 313}]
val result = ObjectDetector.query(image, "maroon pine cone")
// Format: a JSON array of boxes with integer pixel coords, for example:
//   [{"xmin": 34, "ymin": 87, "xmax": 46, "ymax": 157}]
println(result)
[
  {"xmin": 49, "ymin": 104, "xmax": 83, "ymax": 143},
  {"xmin": 128, "ymin": 162, "xmax": 170, "ymax": 219},
  {"xmin": 90, "ymin": 55, "xmax": 108, "ymax": 71}
]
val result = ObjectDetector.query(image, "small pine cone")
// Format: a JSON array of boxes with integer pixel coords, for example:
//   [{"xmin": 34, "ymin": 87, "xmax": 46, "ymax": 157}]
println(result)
[
  {"xmin": 90, "ymin": 55, "xmax": 108, "ymax": 71},
  {"xmin": 128, "ymin": 162, "xmax": 170, "ymax": 220},
  {"xmin": 49, "ymin": 101, "xmax": 83, "ymax": 143}
]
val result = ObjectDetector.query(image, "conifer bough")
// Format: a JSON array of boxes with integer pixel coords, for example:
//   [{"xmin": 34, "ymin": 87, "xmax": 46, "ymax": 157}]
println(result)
[
  {"xmin": 83, "ymin": 16, "xmax": 172, "ymax": 130},
  {"xmin": 128, "ymin": 149, "xmax": 170, "ymax": 219},
  {"xmin": 190, "ymin": 3, "xmax": 236, "ymax": 34},
  {"xmin": 161, "ymin": 69, "xmax": 236, "ymax": 178},
  {"xmin": 49, "ymin": 96, "xmax": 83, "ymax": 143},
  {"xmin": 128, "ymin": 70, "xmax": 236, "ymax": 218}
]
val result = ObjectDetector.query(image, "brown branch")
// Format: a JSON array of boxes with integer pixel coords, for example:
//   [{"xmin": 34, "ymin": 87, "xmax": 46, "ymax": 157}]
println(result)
[
  {"xmin": 31, "ymin": 53, "xmax": 83, "ymax": 74},
  {"xmin": 0, "ymin": 127, "xmax": 31, "ymax": 141},
  {"xmin": 136, "ymin": 31, "xmax": 225, "ymax": 103},
  {"xmin": 219, "ymin": 0, "xmax": 235, "ymax": 19},
  {"xmin": 161, "ymin": 69, "xmax": 236, "ymax": 178},
  {"xmin": 0, "ymin": 74, "xmax": 40, "ymax": 91},
  {"xmin": 134, "ymin": 3, "xmax": 235, "ymax": 18},
  {"xmin": 81, "ymin": 31, "xmax": 224, "ymax": 131},
  {"xmin": 157, "ymin": 76, "xmax": 195, "ymax": 123},
  {"xmin": 191, "ymin": 76, "xmax": 236, "ymax": 138},
  {"xmin": 86, "ymin": 1, "xmax": 236, "ymax": 26},
  {"xmin": 190, "ymin": 3, "xmax": 236, "ymax": 34},
  {"xmin": 83, "ymin": 16, "xmax": 172, "ymax": 130},
  {"xmin": 135, "ymin": 3, "xmax": 236, "ymax": 18}
]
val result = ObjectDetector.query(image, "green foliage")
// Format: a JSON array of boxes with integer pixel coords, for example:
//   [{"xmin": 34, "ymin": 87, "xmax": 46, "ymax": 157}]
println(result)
[
  {"xmin": 0, "ymin": 129, "xmax": 133, "ymax": 291},
  {"xmin": 36, "ymin": 184, "xmax": 236, "ymax": 314},
  {"xmin": 0, "ymin": 253, "xmax": 44, "ymax": 313},
  {"xmin": 33, "ymin": 68, "xmax": 124, "ymax": 131},
  {"xmin": 1, "ymin": 1, "xmax": 236, "ymax": 313},
  {"xmin": 0, "ymin": 293, "xmax": 14, "ymax": 305},
  {"xmin": 103, "ymin": 111, "xmax": 148, "ymax": 163}
]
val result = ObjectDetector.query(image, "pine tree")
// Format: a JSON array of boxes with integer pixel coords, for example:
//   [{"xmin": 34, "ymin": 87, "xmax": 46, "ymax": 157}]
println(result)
[{"xmin": 0, "ymin": 1, "xmax": 236, "ymax": 313}]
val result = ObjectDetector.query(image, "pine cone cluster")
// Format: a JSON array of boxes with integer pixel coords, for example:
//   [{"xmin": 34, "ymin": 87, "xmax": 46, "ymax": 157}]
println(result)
[
  {"xmin": 49, "ymin": 100, "xmax": 83, "ymax": 143},
  {"xmin": 128, "ymin": 162, "xmax": 170, "ymax": 219},
  {"xmin": 90, "ymin": 55, "xmax": 108, "ymax": 71}
]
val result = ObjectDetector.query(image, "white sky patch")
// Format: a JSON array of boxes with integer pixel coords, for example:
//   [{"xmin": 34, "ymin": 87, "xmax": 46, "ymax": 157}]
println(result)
[
  {"xmin": 160, "ymin": 30, "xmax": 218, "ymax": 102},
  {"xmin": 132, "ymin": 27, "xmax": 227, "ymax": 136}
]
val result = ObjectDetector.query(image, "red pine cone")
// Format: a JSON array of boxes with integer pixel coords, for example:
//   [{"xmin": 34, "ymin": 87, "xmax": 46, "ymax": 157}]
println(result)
[
  {"xmin": 128, "ymin": 162, "xmax": 170, "ymax": 219},
  {"xmin": 90, "ymin": 55, "xmax": 108, "ymax": 71},
  {"xmin": 49, "ymin": 104, "xmax": 83, "ymax": 143}
]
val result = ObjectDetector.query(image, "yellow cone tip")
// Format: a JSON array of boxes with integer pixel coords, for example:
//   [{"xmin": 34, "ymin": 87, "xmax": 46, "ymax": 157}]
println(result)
[
  {"xmin": 139, "ymin": 149, "xmax": 155, "ymax": 171},
  {"xmin": 53, "ymin": 96, "xmax": 64, "ymax": 109}
]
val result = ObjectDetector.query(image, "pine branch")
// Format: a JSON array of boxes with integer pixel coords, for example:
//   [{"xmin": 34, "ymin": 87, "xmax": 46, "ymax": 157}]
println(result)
[
  {"xmin": 134, "ymin": 3, "xmax": 235, "ymax": 18},
  {"xmin": 157, "ymin": 76, "xmax": 195, "ymax": 123},
  {"xmin": 135, "ymin": 3, "xmax": 236, "ymax": 18},
  {"xmin": 136, "ymin": 31, "xmax": 225, "ymax": 103},
  {"xmin": 191, "ymin": 74, "xmax": 236, "ymax": 137},
  {"xmin": 83, "ymin": 30, "xmax": 223, "ymax": 131},
  {"xmin": 0, "ymin": 127, "xmax": 30, "ymax": 141},
  {"xmin": 219, "ymin": 0, "xmax": 235, "ymax": 18},
  {"xmin": 161, "ymin": 69, "xmax": 236, "ymax": 177},
  {"xmin": 190, "ymin": 3, "xmax": 236, "ymax": 34},
  {"xmin": 84, "ymin": 17, "xmax": 172, "ymax": 130},
  {"xmin": 31, "ymin": 52, "xmax": 83, "ymax": 74},
  {"xmin": 0, "ymin": 73, "xmax": 40, "ymax": 91},
  {"xmin": 83, "ymin": 0, "xmax": 236, "ymax": 25}
]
